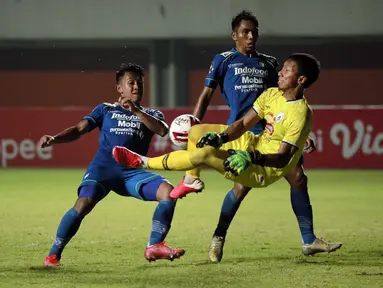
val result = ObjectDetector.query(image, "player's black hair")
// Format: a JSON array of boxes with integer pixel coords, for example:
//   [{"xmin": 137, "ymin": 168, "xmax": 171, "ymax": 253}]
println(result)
[
  {"xmin": 116, "ymin": 63, "xmax": 145, "ymax": 83},
  {"xmin": 231, "ymin": 10, "xmax": 259, "ymax": 31},
  {"xmin": 287, "ymin": 53, "xmax": 321, "ymax": 88}
]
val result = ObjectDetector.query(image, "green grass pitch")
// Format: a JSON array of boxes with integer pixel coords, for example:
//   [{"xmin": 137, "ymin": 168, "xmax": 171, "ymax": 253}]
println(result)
[{"xmin": 0, "ymin": 169, "xmax": 382, "ymax": 287}]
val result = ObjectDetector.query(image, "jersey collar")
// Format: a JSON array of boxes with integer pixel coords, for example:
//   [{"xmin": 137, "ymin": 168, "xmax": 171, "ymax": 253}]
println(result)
[{"xmin": 232, "ymin": 48, "xmax": 259, "ymax": 58}]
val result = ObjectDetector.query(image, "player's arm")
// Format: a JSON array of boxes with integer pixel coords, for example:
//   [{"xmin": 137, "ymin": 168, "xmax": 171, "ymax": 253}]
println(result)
[
  {"xmin": 120, "ymin": 99, "xmax": 168, "ymax": 136},
  {"xmin": 248, "ymin": 142, "xmax": 298, "ymax": 169},
  {"xmin": 223, "ymin": 109, "xmax": 261, "ymax": 141},
  {"xmin": 135, "ymin": 109, "xmax": 169, "ymax": 137},
  {"xmin": 40, "ymin": 103, "xmax": 106, "ymax": 148},
  {"xmin": 197, "ymin": 90, "xmax": 266, "ymax": 148},
  {"xmin": 196, "ymin": 109, "xmax": 261, "ymax": 148},
  {"xmin": 223, "ymin": 142, "xmax": 297, "ymax": 175},
  {"xmin": 40, "ymin": 120, "xmax": 90, "ymax": 148},
  {"xmin": 193, "ymin": 55, "xmax": 225, "ymax": 121},
  {"xmin": 224, "ymin": 105, "xmax": 312, "ymax": 174},
  {"xmin": 193, "ymin": 87, "xmax": 215, "ymax": 121},
  {"xmin": 221, "ymin": 87, "xmax": 270, "ymax": 141},
  {"xmin": 249, "ymin": 109, "xmax": 312, "ymax": 168}
]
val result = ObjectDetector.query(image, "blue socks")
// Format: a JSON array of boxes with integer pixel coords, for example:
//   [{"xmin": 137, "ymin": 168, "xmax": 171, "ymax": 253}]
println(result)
[
  {"xmin": 49, "ymin": 208, "xmax": 84, "ymax": 257},
  {"xmin": 214, "ymin": 190, "xmax": 241, "ymax": 237},
  {"xmin": 148, "ymin": 200, "xmax": 176, "ymax": 246},
  {"xmin": 212, "ymin": 187, "xmax": 316, "ymax": 245},
  {"xmin": 290, "ymin": 187, "xmax": 316, "ymax": 244}
]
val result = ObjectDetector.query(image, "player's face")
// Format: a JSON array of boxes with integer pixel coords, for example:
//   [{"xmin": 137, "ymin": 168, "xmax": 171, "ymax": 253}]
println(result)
[
  {"xmin": 116, "ymin": 72, "xmax": 144, "ymax": 104},
  {"xmin": 232, "ymin": 20, "xmax": 258, "ymax": 54},
  {"xmin": 277, "ymin": 60, "xmax": 304, "ymax": 91}
]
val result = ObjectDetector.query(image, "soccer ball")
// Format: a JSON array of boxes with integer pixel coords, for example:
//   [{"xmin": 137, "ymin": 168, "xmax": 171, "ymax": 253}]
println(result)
[{"xmin": 169, "ymin": 114, "xmax": 200, "ymax": 150}]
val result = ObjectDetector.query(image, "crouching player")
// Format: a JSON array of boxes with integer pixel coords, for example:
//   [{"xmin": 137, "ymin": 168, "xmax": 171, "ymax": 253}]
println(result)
[
  {"xmin": 113, "ymin": 54, "xmax": 342, "ymax": 259},
  {"xmin": 40, "ymin": 63, "xmax": 185, "ymax": 266}
]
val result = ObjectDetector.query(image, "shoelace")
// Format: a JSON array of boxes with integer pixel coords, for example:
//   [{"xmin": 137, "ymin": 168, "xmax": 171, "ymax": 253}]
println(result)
[
  {"xmin": 315, "ymin": 237, "xmax": 331, "ymax": 246},
  {"xmin": 211, "ymin": 237, "xmax": 224, "ymax": 249}
]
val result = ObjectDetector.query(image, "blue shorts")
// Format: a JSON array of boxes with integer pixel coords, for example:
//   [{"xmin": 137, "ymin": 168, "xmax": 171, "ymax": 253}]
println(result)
[{"xmin": 77, "ymin": 163, "xmax": 170, "ymax": 202}]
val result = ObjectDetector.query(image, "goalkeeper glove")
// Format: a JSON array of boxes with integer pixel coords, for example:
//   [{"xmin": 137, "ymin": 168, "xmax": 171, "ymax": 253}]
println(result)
[
  {"xmin": 196, "ymin": 132, "xmax": 228, "ymax": 149},
  {"xmin": 224, "ymin": 149, "xmax": 264, "ymax": 176}
]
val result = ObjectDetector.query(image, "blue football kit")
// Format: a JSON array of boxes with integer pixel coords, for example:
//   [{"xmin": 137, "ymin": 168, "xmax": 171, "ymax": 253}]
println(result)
[
  {"xmin": 78, "ymin": 103, "xmax": 168, "ymax": 201},
  {"xmin": 204, "ymin": 48, "xmax": 279, "ymax": 134}
]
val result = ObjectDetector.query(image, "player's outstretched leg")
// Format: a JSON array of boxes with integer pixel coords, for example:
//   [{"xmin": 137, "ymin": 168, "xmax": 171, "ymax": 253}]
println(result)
[
  {"xmin": 112, "ymin": 145, "xmax": 227, "ymax": 174},
  {"xmin": 284, "ymin": 163, "xmax": 342, "ymax": 256},
  {"xmin": 142, "ymin": 181, "xmax": 185, "ymax": 262},
  {"xmin": 208, "ymin": 183, "xmax": 251, "ymax": 262},
  {"xmin": 44, "ymin": 186, "xmax": 100, "ymax": 267},
  {"xmin": 172, "ymin": 124, "xmax": 225, "ymax": 198}
]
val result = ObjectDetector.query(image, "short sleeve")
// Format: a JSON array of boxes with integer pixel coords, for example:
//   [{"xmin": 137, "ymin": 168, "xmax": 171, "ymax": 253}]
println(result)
[
  {"xmin": 283, "ymin": 109, "xmax": 313, "ymax": 149},
  {"xmin": 82, "ymin": 104, "xmax": 106, "ymax": 131},
  {"xmin": 204, "ymin": 54, "xmax": 225, "ymax": 89},
  {"xmin": 151, "ymin": 109, "xmax": 165, "ymax": 122},
  {"xmin": 252, "ymin": 90, "xmax": 270, "ymax": 119},
  {"xmin": 267, "ymin": 59, "xmax": 279, "ymax": 88}
]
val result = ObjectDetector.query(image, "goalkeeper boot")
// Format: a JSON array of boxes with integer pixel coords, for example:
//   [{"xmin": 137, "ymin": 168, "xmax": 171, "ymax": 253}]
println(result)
[
  {"xmin": 170, "ymin": 176, "xmax": 205, "ymax": 199},
  {"xmin": 144, "ymin": 242, "xmax": 185, "ymax": 262},
  {"xmin": 208, "ymin": 235, "xmax": 226, "ymax": 263},
  {"xmin": 302, "ymin": 237, "xmax": 342, "ymax": 256}
]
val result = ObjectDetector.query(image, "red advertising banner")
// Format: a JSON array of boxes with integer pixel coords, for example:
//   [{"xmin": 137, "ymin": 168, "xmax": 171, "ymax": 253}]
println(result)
[
  {"xmin": 0, "ymin": 107, "xmax": 382, "ymax": 169},
  {"xmin": 304, "ymin": 107, "xmax": 383, "ymax": 169}
]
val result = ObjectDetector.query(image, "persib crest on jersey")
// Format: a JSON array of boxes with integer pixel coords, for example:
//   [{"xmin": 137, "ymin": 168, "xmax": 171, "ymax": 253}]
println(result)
[{"xmin": 209, "ymin": 62, "xmax": 214, "ymax": 73}]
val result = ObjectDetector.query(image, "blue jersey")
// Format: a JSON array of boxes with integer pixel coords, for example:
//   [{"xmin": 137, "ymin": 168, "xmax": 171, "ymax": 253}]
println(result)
[
  {"xmin": 205, "ymin": 48, "xmax": 279, "ymax": 134},
  {"xmin": 78, "ymin": 103, "xmax": 168, "ymax": 201},
  {"xmin": 83, "ymin": 103, "xmax": 165, "ymax": 166}
]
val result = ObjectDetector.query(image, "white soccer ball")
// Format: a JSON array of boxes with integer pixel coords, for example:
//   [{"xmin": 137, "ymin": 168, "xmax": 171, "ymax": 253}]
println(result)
[{"xmin": 169, "ymin": 114, "xmax": 200, "ymax": 150}]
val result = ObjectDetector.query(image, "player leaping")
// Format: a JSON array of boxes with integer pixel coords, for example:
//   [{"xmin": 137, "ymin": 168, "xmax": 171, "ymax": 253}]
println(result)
[
  {"xmin": 113, "ymin": 53, "xmax": 342, "ymax": 258},
  {"xmin": 169, "ymin": 10, "xmax": 330, "ymax": 263},
  {"xmin": 40, "ymin": 63, "xmax": 185, "ymax": 267}
]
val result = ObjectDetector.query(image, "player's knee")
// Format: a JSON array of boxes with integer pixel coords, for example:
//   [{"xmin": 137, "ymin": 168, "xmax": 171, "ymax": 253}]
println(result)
[
  {"xmin": 188, "ymin": 125, "xmax": 204, "ymax": 143},
  {"xmin": 190, "ymin": 146, "xmax": 215, "ymax": 166},
  {"xmin": 73, "ymin": 197, "xmax": 97, "ymax": 217},
  {"xmin": 285, "ymin": 166, "xmax": 307, "ymax": 188},
  {"xmin": 232, "ymin": 183, "xmax": 251, "ymax": 201},
  {"xmin": 156, "ymin": 182, "xmax": 175, "ymax": 202},
  {"xmin": 189, "ymin": 124, "xmax": 221, "ymax": 143}
]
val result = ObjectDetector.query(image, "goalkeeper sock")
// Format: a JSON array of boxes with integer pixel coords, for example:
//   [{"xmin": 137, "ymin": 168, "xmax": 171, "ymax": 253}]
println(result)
[
  {"xmin": 290, "ymin": 187, "xmax": 316, "ymax": 244},
  {"xmin": 147, "ymin": 151, "xmax": 195, "ymax": 170},
  {"xmin": 185, "ymin": 139, "xmax": 201, "ymax": 179},
  {"xmin": 147, "ymin": 147, "xmax": 216, "ymax": 171},
  {"xmin": 214, "ymin": 190, "xmax": 242, "ymax": 237}
]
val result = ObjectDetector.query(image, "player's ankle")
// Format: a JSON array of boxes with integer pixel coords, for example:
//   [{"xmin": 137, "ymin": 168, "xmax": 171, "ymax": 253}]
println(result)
[
  {"xmin": 141, "ymin": 156, "xmax": 148, "ymax": 168},
  {"xmin": 213, "ymin": 229, "xmax": 227, "ymax": 238},
  {"xmin": 184, "ymin": 175, "xmax": 199, "ymax": 183}
]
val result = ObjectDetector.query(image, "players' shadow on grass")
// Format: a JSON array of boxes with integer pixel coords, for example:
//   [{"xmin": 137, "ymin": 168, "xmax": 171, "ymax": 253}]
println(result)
[
  {"xmin": 132, "ymin": 257, "xmax": 261, "ymax": 268},
  {"xmin": 159, "ymin": 255, "xmax": 293, "ymax": 267},
  {"xmin": 356, "ymin": 272, "xmax": 383, "ymax": 276},
  {"xmin": 295, "ymin": 251, "xmax": 383, "ymax": 267},
  {"xmin": 12, "ymin": 266, "xmax": 192, "ymax": 286},
  {"xmin": 196, "ymin": 255, "xmax": 293, "ymax": 266},
  {"xmin": 0, "ymin": 266, "xmax": 77, "ymax": 275},
  {"xmin": 28, "ymin": 266, "xmax": 87, "ymax": 274}
]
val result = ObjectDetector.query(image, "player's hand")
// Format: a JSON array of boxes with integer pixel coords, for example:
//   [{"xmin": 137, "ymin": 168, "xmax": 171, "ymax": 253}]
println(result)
[
  {"xmin": 196, "ymin": 132, "xmax": 224, "ymax": 148},
  {"xmin": 39, "ymin": 135, "xmax": 55, "ymax": 148},
  {"xmin": 223, "ymin": 149, "xmax": 252, "ymax": 176},
  {"xmin": 304, "ymin": 137, "xmax": 316, "ymax": 154},
  {"xmin": 120, "ymin": 99, "xmax": 140, "ymax": 114}
]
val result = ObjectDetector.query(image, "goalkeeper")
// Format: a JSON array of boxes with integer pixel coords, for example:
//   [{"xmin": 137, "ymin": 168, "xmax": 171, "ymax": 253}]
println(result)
[
  {"xmin": 114, "ymin": 53, "xmax": 318, "ymax": 189},
  {"xmin": 113, "ymin": 53, "xmax": 342, "ymax": 257}
]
